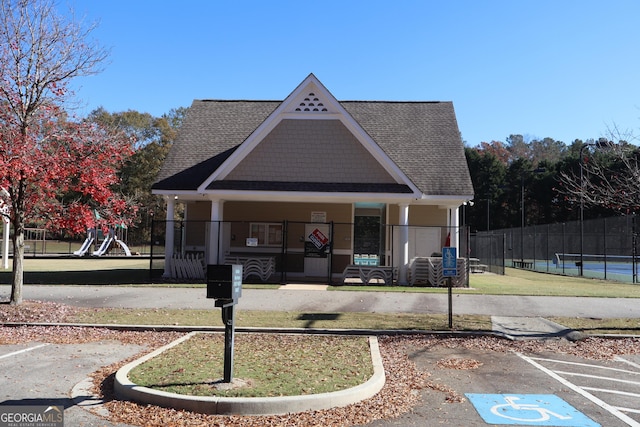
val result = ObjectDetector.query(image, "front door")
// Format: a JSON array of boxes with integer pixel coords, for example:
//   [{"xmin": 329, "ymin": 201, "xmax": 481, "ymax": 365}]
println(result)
[
  {"xmin": 353, "ymin": 203, "xmax": 386, "ymax": 265},
  {"xmin": 304, "ymin": 223, "xmax": 330, "ymax": 278}
]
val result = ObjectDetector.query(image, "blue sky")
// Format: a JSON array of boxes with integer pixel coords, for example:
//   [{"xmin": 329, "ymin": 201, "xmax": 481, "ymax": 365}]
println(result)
[{"xmin": 67, "ymin": 1, "xmax": 640, "ymax": 147}]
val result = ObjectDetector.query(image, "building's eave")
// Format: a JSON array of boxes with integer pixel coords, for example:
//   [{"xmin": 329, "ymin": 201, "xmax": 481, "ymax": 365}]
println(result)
[{"xmin": 152, "ymin": 188, "xmax": 470, "ymax": 206}]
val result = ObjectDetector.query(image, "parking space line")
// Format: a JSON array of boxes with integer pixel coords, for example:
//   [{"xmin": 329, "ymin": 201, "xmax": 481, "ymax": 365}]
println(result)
[
  {"xmin": 554, "ymin": 371, "xmax": 640, "ymax": 386},
  {"xmin": 0, "ymin": 343, "xmax": 49, "ymax": 360},
  {"xmin": 581, "ymin": 387, "xmax": 640, "ymax": 399},
  {"xmin": 616, "ymin": 356, "xmax": 640, "ymax": 370},
  {"xmin": 528, "ymin": 356, "xmax": 640, "ymax": 375},
  {"xmin": 516, "ymin": 352, "xmax": 640, "ymax": 427}
]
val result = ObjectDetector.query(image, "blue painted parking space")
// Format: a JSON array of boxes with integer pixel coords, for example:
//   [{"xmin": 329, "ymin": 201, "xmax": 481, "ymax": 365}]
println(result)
[{"xmin": 465, "ymin": 394, "xmax": 600, "ymax": 426}]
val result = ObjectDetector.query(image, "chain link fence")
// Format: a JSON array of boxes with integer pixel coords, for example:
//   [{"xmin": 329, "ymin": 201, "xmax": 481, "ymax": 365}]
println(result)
[
  {"xmin": 150, "ymin": 220, "xmax": 484, "ymax": 285},
  {"xmin": 476, "ymin": 215, "xmax": 638, "ymax": 283}
]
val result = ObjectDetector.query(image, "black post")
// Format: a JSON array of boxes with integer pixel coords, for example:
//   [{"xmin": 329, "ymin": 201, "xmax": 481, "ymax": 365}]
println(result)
[
  {"xmin": 579, "ymin": 145, "xmax": 587, "ymax": 277},
  {"xmin": 281, "ymin": 220, "xmax": 287, "ymax": 284},
  {"xmin": 603, "ymin": 217, "xmax": 607, "ymax": 280},
  {"xmin": 633, "ymin": 214, "xmax": 637, "ymax": 284},
  {"xmin": 149, "ymin": 219, "xmax": 154, "ymax": 282},
  {"xmin": 520, "ymin": 174, "xmax": 525, "ymax": 265},
  {"xmin": 221, "ymin": 303, "xmax": 235, "ymax": 383},
  {"xmin": 579, "ymin": 139, "xmax": 610, "ymax": 276},
  {"xmin": 447, "ymin": 276, "xmax": 453, "ymax": 329}
]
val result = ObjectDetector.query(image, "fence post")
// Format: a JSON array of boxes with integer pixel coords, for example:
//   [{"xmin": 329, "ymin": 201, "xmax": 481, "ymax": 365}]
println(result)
[
  {"xmin": 546, "ymin": 224, "xmax": 550, "ymax": 272},
  {"xmin": 633, "ymin": 215, "xmax": 637, "ymax": 284},
  {"xmin": 561, "ymin": 223, "xmax": 565, "ymax": 274},
  {"xmin": 149, "ymin": 219, "xmax": 154, "ymax": 281},
  {"xmin": 603, "ymin": 217, "xmax": 607, "ymax": 280},
  {"xmin": 532, "ymin": 225, "xmax": 537, "ymax": 271}
]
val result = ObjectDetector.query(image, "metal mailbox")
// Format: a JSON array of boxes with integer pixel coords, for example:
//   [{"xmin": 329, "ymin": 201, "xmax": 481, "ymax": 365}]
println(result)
[
  {"xmin": 206, "ymin": 264, "xmax": 242, "ymax": 301},
  {"xmin": 205, "ymin": 264, "xmax": 243, "ymax": 383}
]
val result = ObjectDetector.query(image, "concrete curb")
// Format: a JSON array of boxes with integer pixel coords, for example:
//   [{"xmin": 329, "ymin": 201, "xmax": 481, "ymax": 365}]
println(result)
[
  {"xmin": 113, "ymin": 332, "xmax": 386, "ymax": 415},
  {"xmin": 70, "ymin": 377, "xmax": 111, "ymax": 418},
  {"xmin": 5, "ymin": 321, "xmax": 637, "ymax": 341},
  {"xmin": 491, "ymin": 316, "xmax": 587, "ymax": 341}
]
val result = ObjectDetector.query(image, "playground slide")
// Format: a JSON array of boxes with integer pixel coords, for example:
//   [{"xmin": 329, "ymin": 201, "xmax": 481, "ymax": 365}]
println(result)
[
  {"xmin": 92, "ymin": 235, "xmax": 113, "ymax": 256},
  {"xmin": 73, "ymin": 236, "xmax": 94, "ymax": 256},
  {"xmin": 114, "ymin": 238, "xmax": 132, "ymax": 256}
]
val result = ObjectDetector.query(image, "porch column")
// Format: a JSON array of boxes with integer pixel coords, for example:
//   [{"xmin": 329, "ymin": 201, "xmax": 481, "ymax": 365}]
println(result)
[
  {"xmin": 397, "ymin": 203, "xmax": 409, "ymax": 285},
  {"xmin": 448, "ymin": 207, "xmax": 460, "ymax": 249},
  {"xmin": 163, "ymin": 196, "xmax": 176, "ymax": 278},
  {"xmin": 208, "ymin": 200, "xmax": 223, "ymax": 265}
]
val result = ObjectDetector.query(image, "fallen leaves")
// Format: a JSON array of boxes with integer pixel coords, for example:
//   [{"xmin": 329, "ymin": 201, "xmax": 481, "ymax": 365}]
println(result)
[
  {"xmin": 2, "ymin": 301, "xmax": 640, "ymax": 426},
  {"xmin": 436, "ymin": 357, "xmax": 483, "ymax": 370},
  {"xmin": 0, "ymin": 300, "xmax": 79, "ymax": 323}
]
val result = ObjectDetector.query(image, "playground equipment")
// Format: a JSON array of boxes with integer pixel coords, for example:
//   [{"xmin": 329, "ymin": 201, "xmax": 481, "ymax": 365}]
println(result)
[
  {"xmin": 75, "ymin": 226, "xmax": 132, "ymax": 257},
  {"xmin": 92, "ymin": 231, "xmax": 113, "ymax": 256},
  {"xmin": 73, "ymin": 228, "xmax": 96, "ymax": 256}
]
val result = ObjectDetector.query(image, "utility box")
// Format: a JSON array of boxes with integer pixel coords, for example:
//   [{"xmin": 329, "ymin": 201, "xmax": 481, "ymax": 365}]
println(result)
[{"xmin": 206, "ymin": 264, "xmax": 242, "ymax": 302}]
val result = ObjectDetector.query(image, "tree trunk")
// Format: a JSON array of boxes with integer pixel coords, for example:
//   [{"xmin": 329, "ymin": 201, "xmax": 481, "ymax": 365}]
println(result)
[
  {"xmin": 10, "ymin": 225, "xmax": 23, "ymax": 305},
  {"xmin": 9, "ymin": 178, "xmax": 25, "ymax": 306}
]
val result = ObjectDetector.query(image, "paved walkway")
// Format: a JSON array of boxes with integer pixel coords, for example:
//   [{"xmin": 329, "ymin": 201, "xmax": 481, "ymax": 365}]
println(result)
[
  {"xmin": 2, "ymin": 284, "xmax": 638, "ymax": 340},
  {"xmin": 4, "ymin": 284, "xmax": 636, "ymax": 319}
]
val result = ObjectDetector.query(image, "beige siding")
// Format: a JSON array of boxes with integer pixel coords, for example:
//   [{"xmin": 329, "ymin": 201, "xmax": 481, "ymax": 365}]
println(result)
[
  {"xmin": 225, "ymin": 119, "xmax": 395, "ymax": 183},
  {"xmin": 184, "ymin": 201, "xmax": 211, "ymax": 249},
  {"xmin": 388, "ymin": 204, "xmax": 447, "ymax": 226},
  {"xmin": 224, "ymin": 201, "xmax": 353, "ymax": 251}
]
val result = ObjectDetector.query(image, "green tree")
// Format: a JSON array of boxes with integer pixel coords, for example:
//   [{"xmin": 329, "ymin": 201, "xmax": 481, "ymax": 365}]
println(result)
[
  {"xmin": 464, "ymin": 147, "xmax": 506, "ymax": 231},
  {"xmin": 87, "ymin": 107, "xmax": 186, "ymax": 243},
  {"xmin": 506, "ymin": 134, "xmax": 531, "ymax": 161},
  {"xmin": 530, "ymin": 137, "xmax": 567, "ymax": 165}
]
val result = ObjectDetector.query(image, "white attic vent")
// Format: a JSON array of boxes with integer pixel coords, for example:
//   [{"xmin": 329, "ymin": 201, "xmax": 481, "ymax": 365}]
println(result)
[{"xmin": 294, "ymin": 92, "xmax": 329, "ymax": 113}]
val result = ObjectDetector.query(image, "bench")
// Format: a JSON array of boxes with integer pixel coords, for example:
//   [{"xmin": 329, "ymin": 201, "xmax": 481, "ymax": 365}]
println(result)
[
  {"xmin": 342, "ymin": 265, "xmax": 397, "ymax": 286},
  {"xmin": 170, "ymin": 253, "xmax": 206, "ymax": 279},
  {"xmin": 224, "ymin": 256, "xmax": 275, "ymax": 282},
  {"xmin": 408, "ymin": 257, "xmax": 468, "ymax": 287},
  {"xmin": 512, "ymin": 260, "xmax": 533, "ymax": 269},
  {"xmin": 469, "ymin": 258, "xmax": 489, "ymax": 273}
]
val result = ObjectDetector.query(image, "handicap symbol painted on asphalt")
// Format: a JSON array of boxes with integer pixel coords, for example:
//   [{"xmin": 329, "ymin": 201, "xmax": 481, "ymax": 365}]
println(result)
[{"xmin": 465, "ymin": 394, "xmax": 600, "ymax": 426}]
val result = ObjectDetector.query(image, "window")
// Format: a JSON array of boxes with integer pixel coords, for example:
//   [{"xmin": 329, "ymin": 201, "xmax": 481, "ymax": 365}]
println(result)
[{"xmin": 250, "ymin": 223, "xmax": 282, "ymax": 246}]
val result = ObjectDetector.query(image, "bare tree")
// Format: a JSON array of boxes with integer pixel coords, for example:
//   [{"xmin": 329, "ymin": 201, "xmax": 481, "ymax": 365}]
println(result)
[
  {"xmin": 558, "ymin": 128, "xmax": 640, "ymax": 215},
  {"xmin": 0, "ymin": 0, "xmax": 108, "ymax": 304}
]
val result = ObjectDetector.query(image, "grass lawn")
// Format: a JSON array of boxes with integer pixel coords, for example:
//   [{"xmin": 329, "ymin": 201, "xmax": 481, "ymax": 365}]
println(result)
[
  {"xmin": 2, "ymin": 259, "xmax": 638, "ymax": 334},
  {"xmin": 128, "ymin": 333, "xmax": 373, "ymax": 398},
  {"xmin": 337, "ymin": 268, "xmax": 640, "ymax": 298},
  {"xmin": 71, "ymin": 308, "xmax": 491, "ymax": 332}
]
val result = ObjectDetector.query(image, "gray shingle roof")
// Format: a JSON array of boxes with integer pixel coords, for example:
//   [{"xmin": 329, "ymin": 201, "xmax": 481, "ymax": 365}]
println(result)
[{"xmin": 153, "ymin": 99, "xmax": 474, "ymax": 197}]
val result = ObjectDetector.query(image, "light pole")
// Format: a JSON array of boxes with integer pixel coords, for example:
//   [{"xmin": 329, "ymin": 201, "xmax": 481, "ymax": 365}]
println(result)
[
  {"xmin": 520, "ymin": 167, "xmax": 545, "ymax": 267},
  {"xmin": 520, "ymin": 174, "xmax": 525, "ymax": 265},
  {"xmin": 486, "ymin": 198, "xmax": 490, "ymax": 231},
  {"xmin": 476, "ymin": 197, "xmax": 491, "ymax": 231},
  {"xmin": 579, "ymin": 138, "xmax": 611, "ymax": 276}
]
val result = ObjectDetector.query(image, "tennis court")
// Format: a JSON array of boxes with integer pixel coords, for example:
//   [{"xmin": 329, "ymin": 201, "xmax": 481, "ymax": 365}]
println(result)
[
  {"xmin": 472, "ymin": 215, "xmax": 640, "ymax": 283},
  {"xmin": 525, "ymin": 253, "xmax": 640, "ymax": 283}
]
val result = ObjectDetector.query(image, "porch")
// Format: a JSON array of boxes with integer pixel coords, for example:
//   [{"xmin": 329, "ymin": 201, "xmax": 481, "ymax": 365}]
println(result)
[{"xmin": 153, "ymin": 218, "xmax": 471, "ymax": 287}]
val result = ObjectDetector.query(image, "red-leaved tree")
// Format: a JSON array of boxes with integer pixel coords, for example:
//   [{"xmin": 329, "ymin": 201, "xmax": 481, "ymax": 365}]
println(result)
[{"xmin": 0, "ymin": 0, "xmax": 135, "ymax": 304}]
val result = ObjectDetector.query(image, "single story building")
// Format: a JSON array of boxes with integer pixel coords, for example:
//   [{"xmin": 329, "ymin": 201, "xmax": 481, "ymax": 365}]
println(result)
[{"xmin": 152, "ymin": 74, "xmax": 474, "ymax": 285}]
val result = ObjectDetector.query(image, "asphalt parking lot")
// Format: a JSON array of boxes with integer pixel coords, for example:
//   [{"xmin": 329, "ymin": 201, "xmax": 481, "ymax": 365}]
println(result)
[
  {"xmin": 1, "ymin": 285, "xmax": 639, "ymax": 426},
  {"xmin": 367, "ymin": 347, "xmax": 640, "ymax": 427},
  {"xmin": 2, "ymin": 337, "xmax": 640, "ymax": 427},
  {"xmin": 0, "ymin": 340, "xmax": 144, "ymax": 427}
]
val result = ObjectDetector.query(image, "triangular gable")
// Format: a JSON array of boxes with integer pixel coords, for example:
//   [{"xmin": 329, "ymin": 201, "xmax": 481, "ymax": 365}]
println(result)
[{"xmin": 197, "ymin": 74, "xmax": 420, "ymax": 195}]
